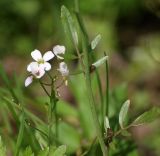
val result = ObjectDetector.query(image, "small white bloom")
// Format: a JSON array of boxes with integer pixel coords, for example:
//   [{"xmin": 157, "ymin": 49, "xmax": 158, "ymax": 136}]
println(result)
[
  {"xmin": 53, "ymin": 45, "xmax": 65, "ymax": 59},
  {"xmin": 25, "ymin": 62, "xmax": 45, "ymax": 87},
  {"xmin": 58, "ymin": 62, "xmax": 69, "ymax": 77},
  {"xmin": 28, "ymin": 49, "xmax": 54, "ymax": 71}
]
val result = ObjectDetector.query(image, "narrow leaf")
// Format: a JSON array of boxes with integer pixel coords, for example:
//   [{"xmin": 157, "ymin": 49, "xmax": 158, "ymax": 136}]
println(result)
[
  {"xmin": 92, "ymin": 56, "xmax": 108, "ymax": 68},
  {"xmin": 104, "ymin": 116, "xmax": 110, "ymax": 133},
  {"xmin": 91, "ymin": 34, "xmax": 101, "ymax": 50},
  {"xmin": 15, "ymin": 113, "xmax": 25, "ymax": 156},
  {"xmin": 61, "ymin": 5, "xmax": 78, "ymax": 46},
  {"xmin": 132, "ymin": 107, "xmax": 160, "ymax": 126},
  {"xmin": 119, "ymin": 100, "xmax": 130, "ymax": 129}
]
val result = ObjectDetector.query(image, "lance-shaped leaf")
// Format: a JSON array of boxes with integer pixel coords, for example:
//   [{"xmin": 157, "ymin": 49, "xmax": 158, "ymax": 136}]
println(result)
[
  {"xmin": 132, "ymin": 107, "xmax": 160, "ymax": 126},
  {"xmin": 61, "ymin": 5, "xmax": 78, "ymax": 46},
  {"xmin": 91, "ymin": 34, "xmax": 101, "ymax": 50},
  {"xmin": 92, "ymin": 56, "xmax": 108, "ymax": 68},
  {"xmin": 104, "ymin": 116, "xmax": 110, "ymax": 133},
  {"xmin": 119, "ymin": 100, "xmax": 130, "ymax": 129}
]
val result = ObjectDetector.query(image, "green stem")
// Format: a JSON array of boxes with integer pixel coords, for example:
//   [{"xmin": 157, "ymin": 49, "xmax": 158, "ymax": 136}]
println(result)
[
  {"xmin": 104, "ymin": 53, "xmax": 109, "ymax": 119},
  {"xmin": 74, "ymin": 1, "xmax": 107, "ymax": 155},
  {"xmin": 91, "ymin": 54, "xmax": 104, "ymax": 126},
  {"xmin": 82, "ymin": 38, "xmax": 107, "ymax": 156},
  {"xmin": 114, "ymin": 125, "xmax": 132, "ymax": 137},
  {"xmin": 39, "ymin": 80, "xmax": 50, "ymax": 97}
]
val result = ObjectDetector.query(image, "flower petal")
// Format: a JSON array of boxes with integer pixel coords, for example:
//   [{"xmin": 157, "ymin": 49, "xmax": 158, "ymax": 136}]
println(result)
[
  {"xmin": 36, "ymin": 68, "xmax": 45, "ymax": 78},
  {"xmin": 29, "ymin": 62, "xmax": 39, "ymax": 74},
  {"xmin": 43, "ymin": 51, "xmax": 54, "ymax": 61},
  {"xmin": 57, "ymin": 55, "xmax": 64, "ymax": 60},
  {"xmin": 44, "ymin": 62, "xmax": 51, "ymax": 71},
  {"xmin": 58, "ymin": 62, "xmax": 69, "ymax": 76},
  {"xmin": 27, "ymin": 64, "xmax": 31, "ymax": 72},
  {"xmin": 31, "ymin": 49, "xmax": 42, "ymax": 61},
  {"xmin": 53, "ymin": 45, "xmax": 65, "ymax": 55},
  {"xmin": 25, "ymin": 76, "xmax": 33, "ymax": 87}
]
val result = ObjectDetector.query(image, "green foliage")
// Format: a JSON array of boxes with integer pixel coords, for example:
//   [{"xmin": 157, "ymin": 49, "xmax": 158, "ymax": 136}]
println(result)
[
  {"xmin": 132, "ymin": 107, "xmax": 160, "ymax": 126},
  {"xmin": 0, "ymin": 137, "xmax": 6, "ymax": 156},
  {"xmin": 92, "ymin": 56, "xmax": 108, "ymax": 68},
  {"xmin": 0, "ymin": 0, "xmax": 160, "ymax": 155},
  {"xmin": 91, "ymin": 34, "xmax": 101, "ymax": 50},
  {"xmin": 52, "ymin": 145, "xmax": 67, "ymax": 156},
  {"xmin": 119, "ymin": 100, "xmax": 130, "ymax": 129},
  {"xmin": 61, "ymin": 5, "xmax": 78, "ymax": 47},
  {"xmin": 21, "ymin": 146, "xmax": 34, "ymax": 156}
]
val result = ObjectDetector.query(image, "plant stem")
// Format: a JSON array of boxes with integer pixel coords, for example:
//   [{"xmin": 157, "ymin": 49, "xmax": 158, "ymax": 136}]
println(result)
[
  {"xmin": 104, "ymin": 53, "xmax": 109, "ymax": 119},
  {"xmin": 91, "ymin": 54, "xmax": 104, "ymax": 126},
  {"xmin": 39, "ymin": 80, "xmax": 50, "ymax": 97},
  {"xmin": 82, "ymin": 38, "xmax": 107, "ymax": 156},
  {"xmin": 74, "ymin": 1, "xmax": 107, "ymax": 155}
]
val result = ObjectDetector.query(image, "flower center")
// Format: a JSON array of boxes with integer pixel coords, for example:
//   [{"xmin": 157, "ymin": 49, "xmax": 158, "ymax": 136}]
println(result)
[{"xmin": 38, "ymin": 59, "xmax": 45, "ymax": 64}]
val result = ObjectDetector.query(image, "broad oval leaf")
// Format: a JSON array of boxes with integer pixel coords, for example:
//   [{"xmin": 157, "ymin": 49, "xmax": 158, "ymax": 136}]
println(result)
[
  {"xmin": 119, "ymin": 100, "xmax": 130, "ymax": 129},
  {"xmin": 91, "ymin": 34, "xmax": 101, "ymax": 50},
  {"xmin": 61, "ymin": 6, "xmax": 78, "ymax": 46},
  {"xmin": 132, "ymin": 107, "xmax": 160, "ymax": 126}
]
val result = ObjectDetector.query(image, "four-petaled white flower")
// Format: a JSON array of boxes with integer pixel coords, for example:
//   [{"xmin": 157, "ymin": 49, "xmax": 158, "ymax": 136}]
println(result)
[
  {"xmin": 27, "ymin": 49, "xmax": 54, "ymax": 72},
  {"xmin": 25, "ymin": 46, "xmax": 69, "ymax": 87},
  {"xmin": 53, "ymin": 45, "xmax": 65, "ymax": 59},
  {"xmin": 58, "ymin": 62, "xmax": 69, "ymax": 77},
  {"xmin": 25, "ymin": 62, "xmax": 45, "ymax": 87}
]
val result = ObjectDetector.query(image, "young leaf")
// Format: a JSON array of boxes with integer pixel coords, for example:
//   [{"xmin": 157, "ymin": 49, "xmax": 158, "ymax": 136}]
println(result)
[
  {"xmin": 61, "ymin": 5, "xmax": 78, "ymax": 46},
  {"xmin": 23, "ymin": 146, "xmax": 34, "ymax": 156},
  {"xmin": 119, "ymin": 100, "xmax": 130, "ymax": 129},
  {"xmin": 104, "ymin": 116, "xmax": 110, "ymax": 133},
  {"xmin": 91, "ymin": 34, "xmax": 101, "ymax": 50},
  {"xmin": 0, "ymin": 136, "xmax": 6, "ymax": 156},
  {"xmin": 38, "ymin": 147, "xmax": 49, "ymax": 156},
  {"xmin": 92, "ymin": 56, "xmax": 108, "ymax": 68},
  {"xmin": 52, "ymin": 145, "xmax": 67, "ymax": 156},
  {"xmin": 132, "ymin": 107, "xmax": 160, "ymax": 126}
]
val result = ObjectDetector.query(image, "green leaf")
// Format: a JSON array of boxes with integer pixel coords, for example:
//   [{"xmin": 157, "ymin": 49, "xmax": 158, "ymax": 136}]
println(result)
[
  {"xmin": 51, "ymin": 145, "xmax": 67, "ymax": 156},
  {"xmin": 23, "ymin": 147, "xmax": 34, "ymax": 156},
  {"xmin": 15, "ymin": 113, "xmax": 25, "ymax": 156},
  {"xmin": 91, "ymin": 34, "xmax": 101, "ymax": 50},
  {"xmin": 38, "ymin": 147, "xmax": 49, "ymax": 156},
  {"xmin": 132, "ymin": 107, "xmax": 160, "ymax": 126},
  {"xmin": 119, "ymin": 100, "xmax": 130, "ymax": 129},
  {"xmin": 61, "ymin": 5, "xmax": 78, "ymax": 46},
  {"xmin": 0, "ymin": 136, "xmax": 6, "ymax": 156},
  {"xmin": 92, "ymin": 56, "xmax": 108, "ymax": 68}
]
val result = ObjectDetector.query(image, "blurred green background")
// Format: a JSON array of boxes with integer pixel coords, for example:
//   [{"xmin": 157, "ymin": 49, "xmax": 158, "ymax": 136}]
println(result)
[{"xmin": 0, "ymin": 0, "xmax": 160, "ymax": 155}]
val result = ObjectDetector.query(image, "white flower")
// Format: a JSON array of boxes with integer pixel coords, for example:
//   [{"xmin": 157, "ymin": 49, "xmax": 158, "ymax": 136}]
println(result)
[
  {"xmin": 27, "ymin": 49, "xmax": 54, "ymax": 71},
  {"xmin": 25, "ymin": 62, "xmax": 45, "ymax": 87},
  {"xmin": 58, "ymin": 62, "xmax": 69, "ymax": 77},
  {"xmin": 53, "ymin": 45, "xmax": 65, "ymax": 59}
]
